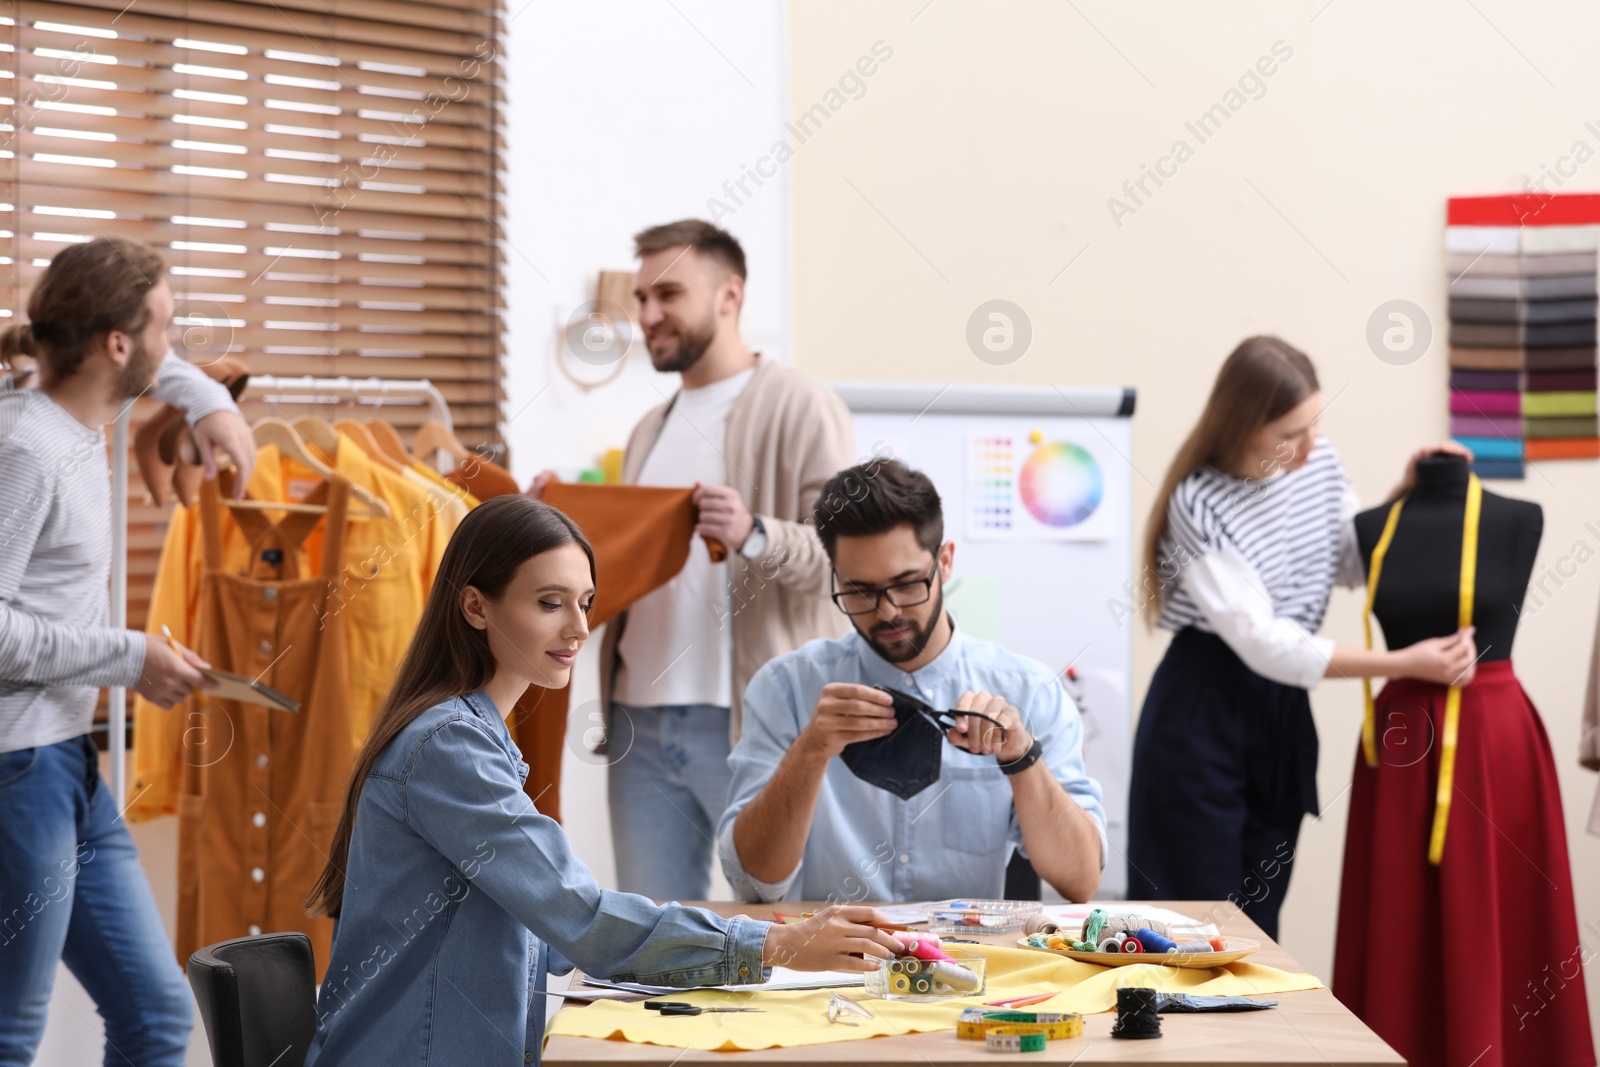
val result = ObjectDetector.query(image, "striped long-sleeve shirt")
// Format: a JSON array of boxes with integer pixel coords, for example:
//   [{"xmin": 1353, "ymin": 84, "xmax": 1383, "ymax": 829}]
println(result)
[
  {"xmin": 1155, "ymin": 437, "xmax": 1362, "ymax": 689},
  {"xmin": 0, "ymin": 354, "xmax": 236, "ymax": 753}
]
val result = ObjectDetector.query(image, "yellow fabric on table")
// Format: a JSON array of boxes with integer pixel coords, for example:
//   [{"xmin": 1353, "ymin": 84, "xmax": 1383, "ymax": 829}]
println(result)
[{"xmin": 547, "ymin": 944, "xmax": 1325, "ymax": 1052}]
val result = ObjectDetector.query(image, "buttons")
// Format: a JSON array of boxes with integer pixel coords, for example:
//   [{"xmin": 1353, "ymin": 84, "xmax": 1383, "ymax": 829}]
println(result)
[
  {"xmin": 250, "ymin": 867, "xmax": 265, "ymax": 883},
  {"xmin": 248, "ymin": 924, "xmax": 262, "ymax": 936},
  {"xmin": 256, "ymin": 754, "xmax": 269, "ymax": 769},
  {"xmin": 523, "ymin": 1054, "xmax": 533, "ymax": 1064},
  {"xmin": 899, "ymin": 853, "xmax": 911, "ymax": 864},
  {"xmin": 252, "ymin": 811, "xmax": 266, "ymax": 828},
  {"xmin": 263, "ymin": 587, "xmax": 278, "ymax": 602},
  {"xmin": 258, "ymin": 639, "xmax": 273, "ymax": 655},
  {"xmin": 738, "ymin": 962, "xmax": 751, "ymax": 980}
]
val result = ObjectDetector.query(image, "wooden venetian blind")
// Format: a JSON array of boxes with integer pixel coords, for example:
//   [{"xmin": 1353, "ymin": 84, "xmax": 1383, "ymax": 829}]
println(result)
[{"xmin": 0, "ymin": 0, "xmax": 506, "ymax": 632}]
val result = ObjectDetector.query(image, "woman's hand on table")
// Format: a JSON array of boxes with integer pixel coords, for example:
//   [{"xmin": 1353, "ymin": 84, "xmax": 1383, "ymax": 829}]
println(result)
[{"xmin": 760, "ymin": 905, "xmax": 906, "ymax": 973}]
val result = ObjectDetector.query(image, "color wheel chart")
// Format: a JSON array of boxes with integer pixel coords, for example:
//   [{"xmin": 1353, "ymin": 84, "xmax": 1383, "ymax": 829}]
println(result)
[{"xmin": 967, "ymin": 432, "xmax": 1110, "ymax": 541}]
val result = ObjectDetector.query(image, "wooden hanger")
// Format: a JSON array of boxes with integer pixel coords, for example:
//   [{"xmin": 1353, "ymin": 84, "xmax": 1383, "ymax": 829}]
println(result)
[
  {"xmin": 291, "ymin": 415, "xmax": 342, "ymax": 464},
  {"xmin": 249, "ymin": 417, "xmax": 391, "ymax": 518},
  {"xmin": 334, "ymin": 418, "xmax": 405, "ymax": 474},
  {"xmin": 364, "ymin": 418, "xmax": 415, "ymax": 468},
  {"xmin": 412, "ymin": 419, "xmax": 471, "ymax": 468}
]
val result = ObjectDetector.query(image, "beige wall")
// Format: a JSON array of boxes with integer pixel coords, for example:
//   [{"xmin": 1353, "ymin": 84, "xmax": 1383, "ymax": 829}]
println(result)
[{"xmin": 790, "ymin": 0, "xmax": 1600, "ymax": 1043}]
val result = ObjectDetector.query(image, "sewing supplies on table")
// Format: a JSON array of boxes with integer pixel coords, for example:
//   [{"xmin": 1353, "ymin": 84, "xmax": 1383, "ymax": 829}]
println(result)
[
  {"xmin": 642, "ymin": 1002, "xmax": 763, "ymax": 1016},
  {"xmin": 1110, "ymin": 987, "xmax": 1163, "ymax": 1039},
  {"xmin": 1020, "ymin": 907, "xmax": 1252, "ymax": 967},
  {"xmin": 923, "ymin": 899, "xmax": 1042, "ymax": 935},
  {"xmin": 826, "ymin": 991, "xmax": 874, "ymax": 1026}
]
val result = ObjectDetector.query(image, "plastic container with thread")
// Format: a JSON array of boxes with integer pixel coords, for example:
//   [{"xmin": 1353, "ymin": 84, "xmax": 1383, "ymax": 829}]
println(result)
[{"xmin": 865, "ymin": 948, "xmax": 986, "ymax": 1001}]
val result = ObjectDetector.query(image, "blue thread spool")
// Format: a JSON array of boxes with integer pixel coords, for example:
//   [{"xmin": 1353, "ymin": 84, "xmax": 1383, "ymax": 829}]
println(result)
[{"xmin": 1133, "ymin": 927, "xmax": 1178, "ymax": 954}]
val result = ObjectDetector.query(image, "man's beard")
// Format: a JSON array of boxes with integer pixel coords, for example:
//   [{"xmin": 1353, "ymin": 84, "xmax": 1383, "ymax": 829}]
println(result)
[
  {"xmin": 858, "ymin": 587, "xmax": 944, "ymax": 665},
  {"xmin": 117, "ymin": 335, "xmax": 159, "ymax": 399},
  {"xmin": 646, "ymin": 311, "xmax": 717, "ymax": 375}
]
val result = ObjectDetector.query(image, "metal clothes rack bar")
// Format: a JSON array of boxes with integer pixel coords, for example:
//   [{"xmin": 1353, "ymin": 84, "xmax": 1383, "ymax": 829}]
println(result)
[{"xmin": 107, "ymin": 374, "xmax": 451, "ymax": 804}]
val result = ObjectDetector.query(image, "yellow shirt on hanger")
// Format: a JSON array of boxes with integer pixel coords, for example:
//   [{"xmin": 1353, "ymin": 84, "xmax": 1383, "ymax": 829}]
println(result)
[{"xmin": 130, "ymin": 438, "xmax": 452, "ymax": 819}]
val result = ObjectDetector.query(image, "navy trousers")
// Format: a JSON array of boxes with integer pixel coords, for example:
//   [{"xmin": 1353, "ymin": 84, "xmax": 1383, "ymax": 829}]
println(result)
[{"xmin": 1126, "ymin": 629, "xmax": 1319, "ymax": 941}]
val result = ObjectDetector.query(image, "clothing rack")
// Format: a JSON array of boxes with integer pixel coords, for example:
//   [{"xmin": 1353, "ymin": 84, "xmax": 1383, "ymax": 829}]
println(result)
[{"xmin": 107, "ymin": 374, "xmax": 453, "ymax": 804}]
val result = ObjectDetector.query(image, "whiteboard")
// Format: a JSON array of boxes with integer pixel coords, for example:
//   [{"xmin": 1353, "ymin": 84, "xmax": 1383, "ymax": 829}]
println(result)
[{"xmin": 833, "ymin": 383, "xmax": 1135, "ymax": 898}]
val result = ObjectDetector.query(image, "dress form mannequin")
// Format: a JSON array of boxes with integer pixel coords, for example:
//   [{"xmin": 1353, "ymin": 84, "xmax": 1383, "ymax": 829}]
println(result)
[
  {"xmin": 1335, "ymin": 452, "xmax": 1591, "ymax": 1067},
  {"xmin": 1353, "ymin": 453, "xmax": 1541, "ymax": 661}
]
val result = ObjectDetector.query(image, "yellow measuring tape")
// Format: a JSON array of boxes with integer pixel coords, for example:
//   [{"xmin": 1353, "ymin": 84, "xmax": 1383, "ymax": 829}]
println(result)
[{"xmin": 1361, "ymin": 473, "xmax": 1480, "ymax": 865}]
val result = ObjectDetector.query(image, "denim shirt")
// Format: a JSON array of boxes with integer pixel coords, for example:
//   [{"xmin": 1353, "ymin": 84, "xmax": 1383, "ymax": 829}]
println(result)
[
  {"xmin": 716, "ymin": 625, "xmax": 1108, "ymax": 903},
  {"xmin": 305, "ymin": 689, "xmax": 770, "ymax": 1067}
]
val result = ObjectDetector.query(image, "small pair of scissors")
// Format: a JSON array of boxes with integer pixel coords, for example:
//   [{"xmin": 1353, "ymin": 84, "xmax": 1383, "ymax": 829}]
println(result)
[{"xmin": 643, "ymin": 1001, "xmax": 763, "ymax": 1016}]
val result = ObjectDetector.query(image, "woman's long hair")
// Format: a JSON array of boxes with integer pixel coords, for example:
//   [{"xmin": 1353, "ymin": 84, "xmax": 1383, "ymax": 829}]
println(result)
[
  {"xmin": 1140, "ymin": 335, "xmax": 1319, "ymax": 622},
  {"xmin": 306, "ymin": 494, "xmax": 595, "ymax": 918}
]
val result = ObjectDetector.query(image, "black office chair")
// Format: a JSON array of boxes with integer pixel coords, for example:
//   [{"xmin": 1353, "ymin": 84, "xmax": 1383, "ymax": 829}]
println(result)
[{"xmin": 186, "ymin": 932, "xmax": 317, "ymax": 1067}]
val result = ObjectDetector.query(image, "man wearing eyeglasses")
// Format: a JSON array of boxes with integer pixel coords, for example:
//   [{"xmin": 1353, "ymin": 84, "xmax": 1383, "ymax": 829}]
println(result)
[{"xmin": 716, "ymin": 459, "xmax": 1106, "ymax": 903}]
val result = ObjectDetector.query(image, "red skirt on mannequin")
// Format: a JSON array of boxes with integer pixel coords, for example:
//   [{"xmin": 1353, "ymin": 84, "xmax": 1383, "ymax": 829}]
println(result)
[{"xmin": 1334, "ymin": 660, "xmax": 1594, "ymax": 1067}]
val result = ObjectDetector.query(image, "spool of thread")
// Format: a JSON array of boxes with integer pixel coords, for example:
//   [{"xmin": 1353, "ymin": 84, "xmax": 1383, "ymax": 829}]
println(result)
[
  {"xmin": 1133, "ymin": 928, "xmax": 1179, "ymax": 954},
  {"xmin": 1096, "ymin": 936, "xmax": 1121, "ymax": 953},
  {"xmin": 1086, "ymin": 915, "xmax": 1172, "ymax": 943},
  {"xmin": 903, "ymin": 957, "xmax": 925, "ymax": 976},
  {"xmin": 929, "ymin": 961, "xmax": 983, "ymax": 993},
  {"xmin": 889, "ymin": 959, "xmax": 907, "ymax": 975},
  {"xmin": 1110, "ymin": 987, "xmax": 1162, "ymax": 1040},
  {"xmin": 1209, "ymin": 937, "xmax": 1227, "ymax": 951},
  {"xmin": 903, "ymin": 938, "xmax": 955, "ymax": 963},
  {"xmin": 1023, "ymin": 915, "xmax": 1061, "ymax": 936},
  {"xmin": 1120, "ymin": 938, "xmax": 1144, "ymax": 954},
  {"xmin": 1172, "ymin": 940, "xmax": 1214, "ymax": 954},
  {"xmin": 910, "ymin": 974, "xmax": 932, "ymax": 994},
  {"xmin": 889, "ymin": 972, "xmax": 910, "ymax": 994}
]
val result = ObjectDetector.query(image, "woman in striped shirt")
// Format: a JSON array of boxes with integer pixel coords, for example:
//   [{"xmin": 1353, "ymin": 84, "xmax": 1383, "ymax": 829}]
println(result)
[{"xmin": 1126, "ymin": 335, "xmax": 1476, "ymax": 939}]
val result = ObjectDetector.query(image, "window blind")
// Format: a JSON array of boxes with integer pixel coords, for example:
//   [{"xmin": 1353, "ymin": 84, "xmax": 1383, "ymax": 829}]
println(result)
[{"xmin": 0, "ymin": 0, "xmax": 506, "ymax": 631}]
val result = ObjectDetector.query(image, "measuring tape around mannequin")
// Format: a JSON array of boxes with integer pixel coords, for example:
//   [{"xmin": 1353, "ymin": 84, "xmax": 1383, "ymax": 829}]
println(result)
[{"xmin": 1361, "ymin": 472, "xmax": 1480, "ymax": 865}]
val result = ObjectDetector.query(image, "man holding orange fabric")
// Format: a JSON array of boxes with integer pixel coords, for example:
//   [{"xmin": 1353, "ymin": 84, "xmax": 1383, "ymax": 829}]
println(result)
[{"xmin": 536, "ymin": 220, "xmax": 853, "ymax": 900}]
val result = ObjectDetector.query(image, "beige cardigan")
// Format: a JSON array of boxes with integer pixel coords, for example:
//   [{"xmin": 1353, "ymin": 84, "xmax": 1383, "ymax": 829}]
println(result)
[{"xmin": 599, "ymin": 356, "xmax": 854, "ymax": 743}]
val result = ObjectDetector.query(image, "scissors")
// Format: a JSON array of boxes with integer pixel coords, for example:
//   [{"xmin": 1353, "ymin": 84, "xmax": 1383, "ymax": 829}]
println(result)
[{"xmin": 643, "ymin": 1001, "xmax": 763, "ymax": 1016}]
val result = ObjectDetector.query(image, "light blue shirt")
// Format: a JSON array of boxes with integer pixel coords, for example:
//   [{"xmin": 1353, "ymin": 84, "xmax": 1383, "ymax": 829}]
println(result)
[
  {"xmin": 717, "ymin": 623, "xmax": 1107, "ymax": 903},
  {"xmin": 306, "ymin": 689, "xmax": 770, "ymax": 1067}
]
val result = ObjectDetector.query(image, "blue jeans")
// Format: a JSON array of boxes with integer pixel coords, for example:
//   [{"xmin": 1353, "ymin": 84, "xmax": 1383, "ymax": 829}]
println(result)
[
  {"xmin": 606, "ymin": 703, "xmax": 733, "ymax": 901},
  {"xmin": 0, "ymin": 736, "xmax": 193, "ymax": 1067}
]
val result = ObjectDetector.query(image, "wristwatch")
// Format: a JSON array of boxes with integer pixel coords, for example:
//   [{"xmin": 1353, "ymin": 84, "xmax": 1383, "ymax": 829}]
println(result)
[
  {"xmin": 738, "ymin": 514, "xmax": 767, "ymax": 559},
  {"xmin": 999, "ymin": 738, "xmax": 1044, "ymax": 776}
]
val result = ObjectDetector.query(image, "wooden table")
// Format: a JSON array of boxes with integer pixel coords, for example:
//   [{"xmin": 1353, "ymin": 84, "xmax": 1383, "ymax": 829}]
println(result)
[{"xmin": 543, "ymin": 901, "xmax": 1403, "ymax": 1065}]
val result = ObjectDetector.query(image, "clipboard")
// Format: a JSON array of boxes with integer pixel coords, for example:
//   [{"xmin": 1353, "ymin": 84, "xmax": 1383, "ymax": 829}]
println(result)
[{"xmin": 199, "ymin": 668, "xmax": 300, "ymax": 712}]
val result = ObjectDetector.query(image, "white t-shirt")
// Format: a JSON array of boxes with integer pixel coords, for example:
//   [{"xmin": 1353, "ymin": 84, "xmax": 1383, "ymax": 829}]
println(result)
[{"xmin": 613, "ymin": 367, "xmax": 755, "ymax": 708}]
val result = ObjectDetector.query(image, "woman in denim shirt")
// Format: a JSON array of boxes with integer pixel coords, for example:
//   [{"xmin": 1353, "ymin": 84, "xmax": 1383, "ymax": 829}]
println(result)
[{"xmin": 303, "ymin": 496, "xmax": 902, "ymax": 1066}]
